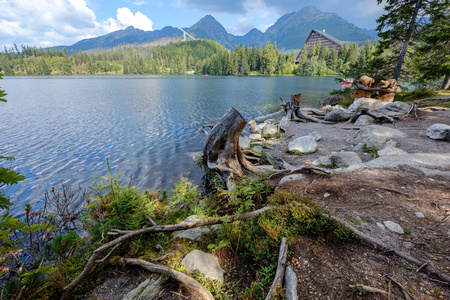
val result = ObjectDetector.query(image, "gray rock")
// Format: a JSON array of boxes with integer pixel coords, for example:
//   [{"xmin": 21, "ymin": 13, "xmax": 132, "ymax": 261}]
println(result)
[
  {"xmin": 330, "ymin": 151, "xmax": 362, "ymax": 168},
  {"xmin": 261, "ymin": 123, "xmax": 278, "ymax": 135},
  {"xmin": 279, "ymin": 117, "xmax": 290, "ymax": 132},
  {"xmin": 348, "ymin": 125, "xmax": 406, "ymax": 149},
  {"xmin": 312, "ymin": 155, "xmax": 332, "ymax": 166},
  {"xmin": 403, "ymin": 242, "xmax": 414, "ymax": 250},
  {"xmin": 172, "ymin": 215, "xmax": 211, "ymax": 241},
  {"xmin": 181, "ymin": 250, "xmax": 224, "ymax": 283},
  {"xmin": 383, "ymin": 221, "xmax": 404, "ymax": 234},
  {"xmin": 288, "ymin": 136, "xmax": 318, "ymax": 154},
  {"xmin": 374, "ymin": 101, "xmax": 411, "ymax": 117},
  {"xmin": 378, "ymin": 141, "xmax": 407, "ymax": 157},
  {"xmin": 137, "ymin": 277, "xmax": 162, "ymax": 300},
  {"xmin": 278, "ymin": 174, "xmax": 307, "ymax": 185},
  {"xmin": 123, "ymin": 277, "xmax": 162, "ymax": 300},
  {"xmin": 347, "ymin": 98, "xmax": 389, "ymax": 114},
  {"xmin": 324, "ymin": 108, "xmax": 351, "ymax": 122},
  {"xmin": 239, "ymin": 135, "xmax": 250, "ymax": 149},
  {"xmin": 323, "ymin": 192, "xmax": 330, "ymax": 198},
  {"xmin": 254, "ymin": 110, "xmax": 285, "ymax": 123},
  {"xmin": 261, "ymin": 153, "xmax": 286, "ymax": 170},
  {"xmin": 426, "ymin": 124, "xmax": 450, "ymax": 141},
  {"xmin": 354, "ymin": 115, "xmax": 375, "ymax": 126},
  {"xmin": 376, "ymin": 222, "xmax": 386, "ymax": 230},
  {"xmin": 414, "ymin": 212, "xmax": 425, "ymax": 219},
  {"xmin": 253, "ymin": 145, "xmax": 263, "ymax": 153},
  {"xmin": 284, "ymin": 266, "xmax": 298, "ymax": 300},
  {"xmin": 249, "ymin": 133, "xmax": 262, "ymax": 140}
]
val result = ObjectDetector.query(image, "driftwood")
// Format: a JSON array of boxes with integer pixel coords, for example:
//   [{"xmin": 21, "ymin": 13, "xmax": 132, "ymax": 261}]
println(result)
[
  {"xmin": 60, "ymin": 206, "xmax": 273, "ymax": 300},
  {"xmin": 120, "ymin": 258, "xmax": 214, "ymax": 300},
  {"xmin": 281, "ymin": 93, "xmax": 327, "ymax": 123},
  {"xmin": 265, "ymin": 237, "xmax": 288, "ymax": 300}
]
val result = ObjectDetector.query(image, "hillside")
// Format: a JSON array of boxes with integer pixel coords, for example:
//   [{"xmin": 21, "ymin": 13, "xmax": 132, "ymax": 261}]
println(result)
[{"xmin": 54, "ymin": 6, "xmax": 375, "ymax": 52}]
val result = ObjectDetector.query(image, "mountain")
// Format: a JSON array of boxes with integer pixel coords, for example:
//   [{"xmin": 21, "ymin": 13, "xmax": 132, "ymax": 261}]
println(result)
[
  {"xmin": 54, "ymin": 6, "xmax": 374, "ymax": 52},
  {"xmin": 362, "ymin": 28, "xmax": 379, "ymax": 39},
  {"xmin": 263, "ymin": 6, "xmax": 375, "ymax": 50}
]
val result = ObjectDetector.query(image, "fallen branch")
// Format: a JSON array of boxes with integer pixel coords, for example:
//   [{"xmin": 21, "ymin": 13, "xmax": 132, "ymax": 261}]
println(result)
[
  {"xmin": 329, "ymin": 215, "xmax": 450, "ymax": 285},
  {"xmin": 61, "ymin": 206, "xmax": 272, "ymax": 299},
  {"xmin": 265, "ymin": 237, "xmax": 288, "ymax": 300},
  {"xmin": 386, "ymin": 276, "xmax": 416, "ymax": 300},
  {"xmin": 121, "ymin": 258, "xmax": 214, "ymax": 300},
  {"xmin": 349, "ymin": 283, "xmax": 388, "ymax": 295}
]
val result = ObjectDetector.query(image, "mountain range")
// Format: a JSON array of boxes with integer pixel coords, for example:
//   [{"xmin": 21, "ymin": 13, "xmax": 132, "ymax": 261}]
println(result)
[{"xmin": 57, "ymin": 6, "xmax": 375, "ymax": 52}]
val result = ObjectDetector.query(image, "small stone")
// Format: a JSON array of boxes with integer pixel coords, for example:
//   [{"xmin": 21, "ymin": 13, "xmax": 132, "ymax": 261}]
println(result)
[
  {"xmin": 323, "ymin": 192, "xmax": 330, "ymax": 198},
  {"xmin": 249, "ymin": 133, "xmax": 262, "ymax": 140},
  {"xmin": 376, "ymin": 222, "xmax": 386, "ymax": 231},
  {"xmin": 383, "ymin": 221, "xmax": 404, "ymax": 234},
  {"xmin": 252, "ymin": 146, "xmax": 263, "ymax": 153},
  {"xmin": 403, "ymin": 242, "xmax": 414, "ymax": 250},
  {"xmin": 239, "ymin": 135, "xmax": 250, "ymax": 149},
  {"xmin": 414, "ymin": 212, "xmax": 425, "ymax": 219}
]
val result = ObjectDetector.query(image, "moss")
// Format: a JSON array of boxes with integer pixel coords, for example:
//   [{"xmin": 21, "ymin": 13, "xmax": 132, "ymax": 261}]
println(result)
[{"xmin": 285, "ymin": 148, "xmax": 318, "ymax": 155}]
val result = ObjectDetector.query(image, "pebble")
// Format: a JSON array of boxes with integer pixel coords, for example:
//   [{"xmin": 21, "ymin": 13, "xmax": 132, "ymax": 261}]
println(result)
[
  {"xmin": 414, "ymin": 212, "xmax": 425, "ymax": 218},
  {"xmin": 323, "ymin": 192, "xmax": 330, "ymax": 198},
  {"xmin": 384, "ymin": 221, "xmax": 405, "ymax": 234}
]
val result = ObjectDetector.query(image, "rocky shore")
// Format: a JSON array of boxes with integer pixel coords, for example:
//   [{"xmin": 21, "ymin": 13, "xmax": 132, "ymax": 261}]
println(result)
[{"xmin": 237, "ymin": 97, "xmax": 450, "ymax": 299}]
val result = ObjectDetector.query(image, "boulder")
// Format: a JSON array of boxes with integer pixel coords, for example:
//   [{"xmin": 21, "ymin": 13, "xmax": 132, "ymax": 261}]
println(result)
[
  {"xmin": 324, "ymin": 108, "xmax": 351, "ymax": 122},
  {"xmin": 181, "ymin": 250, "xmax": 224, "ymax": 283},
  {"xmin": 288, "ymin": 136, "xmax": 318, "ymax": 154},
  {"xmin": 330, "ymin": 151, "xmax": 362, "ymax": 168},
  {"xmin": 321, "ymin": 95, "xmax": 343, "ymax": 106},
  {"xmin": 284, "ymin": 266, "xmax": 298, "ymax": 300},
  {"xmin": 254, "ymin": 110, "xmax": 285, "ymax": 123},
  {"xmin": 354, "ymin": 115, "xmax": 375, "ymax": 126},
  {"xmin": 374, "ymin": 101, "xmax": 411, "ymax": 117},
  {"xmin": 247, "ymin": 120, "xmax": 259, "ymax": 133},
  {"xmin": 348, "ymin": 125, "xmax": 406, "ymax": 149},
  {"xmin": 347, "ymin": 97, "xmax": 389, "ymax": 114},
  {"xmin": 426, "ymin": 124, "xmax": 450, "ymax": 141},
  {"xmin": 261, "ymin": 123, "xmax": 278, "ymax": 135},
  {"xmin": 252, "ymin": 145, "xmax": 263, "ymax": 153},
  {"xmin": 172, "ymin": 215, "xmax": 211, "ymax": 241},
  {"xmin": 239, "ymin": 135, "xmax": 250, "ymax": 149}
]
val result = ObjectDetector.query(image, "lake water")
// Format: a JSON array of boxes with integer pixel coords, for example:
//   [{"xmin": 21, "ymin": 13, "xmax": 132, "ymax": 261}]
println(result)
[{"xmin": 0, "ymin": 75, "xmax": 338, "ymax": 215}]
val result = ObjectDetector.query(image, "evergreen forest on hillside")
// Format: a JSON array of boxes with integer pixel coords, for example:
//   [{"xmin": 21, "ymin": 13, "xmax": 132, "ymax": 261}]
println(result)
[{"xmin": 0, "ymin": 39, "xmax": 375, "ymax": 78}]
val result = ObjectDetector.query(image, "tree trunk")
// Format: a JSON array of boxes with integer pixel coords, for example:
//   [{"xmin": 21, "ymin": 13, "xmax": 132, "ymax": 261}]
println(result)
[
  {"xmin": 393, "ymin": 0, "xmax": 422, "ymax": 80},
  {"xmin": 202, "ymin": 107, "xmax": 253, "ymax": 180},
  {"xmin": 442, "ymin": 75, "xmax": 450, "ymax": 90}
]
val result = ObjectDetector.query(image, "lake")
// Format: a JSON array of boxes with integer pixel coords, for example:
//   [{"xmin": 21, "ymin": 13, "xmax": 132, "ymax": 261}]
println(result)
[{"xmin": 0, "ymin": 75, "xmax": 339, "ymax": 215}]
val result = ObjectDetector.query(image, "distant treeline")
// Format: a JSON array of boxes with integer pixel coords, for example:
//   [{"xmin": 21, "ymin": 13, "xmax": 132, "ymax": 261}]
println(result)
[{"xmin": 0, "ymin": 39, "xmax": 375, "ymax": 77}]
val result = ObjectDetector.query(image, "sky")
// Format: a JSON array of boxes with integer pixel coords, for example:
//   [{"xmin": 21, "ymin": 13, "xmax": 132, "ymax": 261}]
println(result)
[{"xmin": 0, "ymin": 0, "xmax": 386, "ymax": 49}]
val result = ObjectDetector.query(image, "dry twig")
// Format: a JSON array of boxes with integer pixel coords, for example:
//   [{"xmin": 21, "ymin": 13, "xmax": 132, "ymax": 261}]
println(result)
[{"xmin": 265, "ymin": 237, "xmax": 288, "ymax": 300}]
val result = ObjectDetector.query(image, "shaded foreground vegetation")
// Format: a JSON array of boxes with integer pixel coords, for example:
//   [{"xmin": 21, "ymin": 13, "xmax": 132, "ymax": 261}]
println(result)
[{"xmin": 0, "ymin": 162, "xmax": 355, "ymax": 299}]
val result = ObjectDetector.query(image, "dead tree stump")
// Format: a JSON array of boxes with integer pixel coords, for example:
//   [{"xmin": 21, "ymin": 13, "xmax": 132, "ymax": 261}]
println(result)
[
  {"xmin": 202, "ymin": 107, "xmax": 255, "ymax": 181},
  {"xmin": 282, "ymin": 93, "xmax": 325, "ymax": 123}
]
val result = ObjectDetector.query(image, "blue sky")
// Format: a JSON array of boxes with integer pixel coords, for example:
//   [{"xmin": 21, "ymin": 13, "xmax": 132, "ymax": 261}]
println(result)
[{"xmin": 0, "ymin": 0, "xmax": 386, "ymax": 48}]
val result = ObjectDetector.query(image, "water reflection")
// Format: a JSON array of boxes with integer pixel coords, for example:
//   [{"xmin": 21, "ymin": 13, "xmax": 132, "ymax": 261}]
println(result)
[{"xmin": 0, "ymin": 75, "xmax": 338, "ymax": 214}]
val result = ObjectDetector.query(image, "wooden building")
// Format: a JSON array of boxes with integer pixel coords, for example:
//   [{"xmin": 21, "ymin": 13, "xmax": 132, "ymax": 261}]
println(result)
[{"xmin": 296, "ymin": 29, "xmax": 343, "ymax": 61}]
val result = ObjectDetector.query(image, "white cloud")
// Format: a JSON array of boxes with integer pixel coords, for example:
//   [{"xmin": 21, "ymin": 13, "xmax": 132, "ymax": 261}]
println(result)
[
  {"xmin": 0, "ymin": 0, "xmax": 101, "ymax": 46},
  {"xmin": 102, "ymin": 8, "xmax": 153, "ymax": 32}
]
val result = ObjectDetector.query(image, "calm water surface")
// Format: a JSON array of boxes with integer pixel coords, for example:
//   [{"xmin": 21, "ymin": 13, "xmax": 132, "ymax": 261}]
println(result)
[{"xmin": 0, "ymin": 75, "xmax": 338, "ymax": 215}]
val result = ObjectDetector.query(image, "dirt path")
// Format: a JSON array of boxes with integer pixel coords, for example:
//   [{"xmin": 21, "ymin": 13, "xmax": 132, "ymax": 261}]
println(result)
[{"xmin": 266, "ymin": 108, "xmax": 450, "ymax": 299}]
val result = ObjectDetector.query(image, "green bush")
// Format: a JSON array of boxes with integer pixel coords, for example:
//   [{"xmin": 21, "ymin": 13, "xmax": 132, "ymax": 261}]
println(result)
[{"xmin": 395, "ymin": 88, "xmax": 439, "ymax": 102}]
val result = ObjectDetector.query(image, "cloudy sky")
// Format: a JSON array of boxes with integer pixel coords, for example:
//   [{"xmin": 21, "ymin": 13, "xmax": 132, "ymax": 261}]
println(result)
[{"xmin": 0, "ymin": 0, "xmax": 386, "ymax": 48}]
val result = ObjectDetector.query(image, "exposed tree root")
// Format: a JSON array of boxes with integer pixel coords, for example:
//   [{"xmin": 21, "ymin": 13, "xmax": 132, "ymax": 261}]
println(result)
[
  {"xmin": 61, "ymin": 206, "xmax": 272, "ymax": 300},
  {"xmin": 120, "ymin": 257, "xmax": 214, "ymax": 300},
  {"xmin": 330, "ymin": 215, "xmax": 450, "ymax": 285}
]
